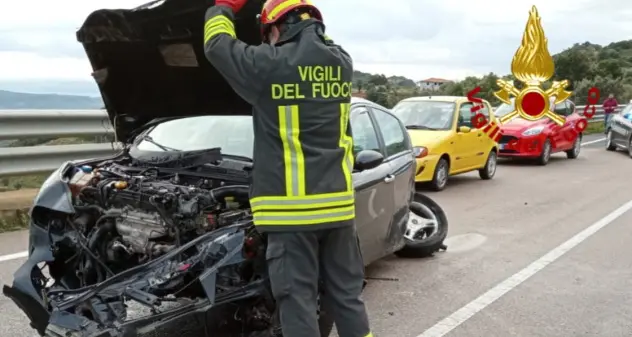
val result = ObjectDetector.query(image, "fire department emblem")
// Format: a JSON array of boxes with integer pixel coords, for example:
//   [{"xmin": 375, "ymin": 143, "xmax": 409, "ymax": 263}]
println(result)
[{"xmin": 493, "ymin": 6, "xmax": 572, "ymax": 126}]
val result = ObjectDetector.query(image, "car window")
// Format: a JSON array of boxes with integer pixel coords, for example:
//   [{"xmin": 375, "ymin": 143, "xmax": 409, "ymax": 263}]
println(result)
[
  {"xmin": 478, "ymin": 102, "xmax": 491, "ymax": 122},
  {"xmin": 372, "ymin": 108, "xmax": 408, "ymax": 157},
  {"xmin": 620, "ymin": 103, "xmax": 632, "ymax": 118},
  {"xmin": 566, "ymin": 101, "xmax": 576, "ymax": 114},
  {"xmin": 350, "ymin": 108, "xmax": 381, "ymax": 155},
  {"xmin": 391, "ymin": 100, "xmax": 456, "ymax": 130},
  {"xmin": 554, "ymin": 101, "xmax": 568, "ymax": 116},
  {"xmin": 458, "ymin": 102, "xmax": 474, "ymax": 128}
]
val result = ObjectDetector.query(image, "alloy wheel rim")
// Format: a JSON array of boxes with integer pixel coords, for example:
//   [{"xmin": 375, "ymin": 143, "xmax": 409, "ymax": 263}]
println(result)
[
  {"xmin": 573, "ymin": 137, "xmax": 581, "ymax": 156},
  {"xmin": 543, "ymin": 142, "xmax": 551, "ymax": 161},
  {"xmin": 437, "ymin": 163, "xmax": 448, "ymax": 187},
  {"xmin": 487, "ymin": 153, "xmax": 497, "ymax": 176},
  {"xmin": 607, "ymin": 131, "xmax": 612, "ymax": 148},
  {"xmin": 404, "ymin": 203, "xmax": 439, "ymax": 242}
]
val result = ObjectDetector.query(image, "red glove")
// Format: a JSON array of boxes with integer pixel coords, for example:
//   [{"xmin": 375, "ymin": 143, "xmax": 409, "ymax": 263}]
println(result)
[{"xmin": 216, "ymin": 0, "xmax": 247, "ymax": 13}]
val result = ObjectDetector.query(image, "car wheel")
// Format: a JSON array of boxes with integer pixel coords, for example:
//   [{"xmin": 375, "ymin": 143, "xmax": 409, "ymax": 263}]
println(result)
[
  {"xmin": 628, "ymin": 137, "xmax": 632, "ymax": 159},
  {"xmin": 566, "ymin": 134, "xmax": 582, "ymax": 159},
  {"xmin": 606, "ymin": 129, "xmax": 617, "ymax": 151},
  {"xmin": 536, "ymin": 139, "xmax": 551, "ymax": 166},
  {"xmin": 430, "ymin": 157, "xmax": 449, "ymax": 191},
  {"xmin": 478, "ymin": 150, "xmax": 497, "ymax": 180},
  {"xmin": 395, "ymin": 192, "xmax": 448, "ymax": 258}
]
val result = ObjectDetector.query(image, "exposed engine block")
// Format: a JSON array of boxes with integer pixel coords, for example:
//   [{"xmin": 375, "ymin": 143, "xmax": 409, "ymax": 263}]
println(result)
[{"xmin": 113, "ymin": 207, "xmax": 172, "ymax": 256}]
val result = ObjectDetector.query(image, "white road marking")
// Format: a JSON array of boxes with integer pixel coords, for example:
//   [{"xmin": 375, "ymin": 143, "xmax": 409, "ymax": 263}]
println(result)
[
  {"xmin": 0, "ymin": 251, "xmax": 27, "ymax": 262},
  {"xmin": 581, "ymin": 137, "xmax": 605, "ymax": 146},
  {"xmin": 415, "ymin": 198, "xmax": 632, "ymax": 337}
]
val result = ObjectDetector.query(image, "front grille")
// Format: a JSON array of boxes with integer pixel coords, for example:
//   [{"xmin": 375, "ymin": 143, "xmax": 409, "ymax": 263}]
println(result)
[
  {"xmin": 499, "ymin": 135, "xmax": 517, "ymax": 143},
  {"xmin": 499, "ymin": 149, "xmax": 518, "ymax": 154}
]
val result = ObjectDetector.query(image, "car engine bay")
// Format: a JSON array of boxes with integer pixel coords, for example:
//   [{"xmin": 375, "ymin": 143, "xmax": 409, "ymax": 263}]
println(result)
[
  {"xmin": 67, "ymin": 160, "xmax": 252, "ymax": 280},
  {"xmin": 5, "ymin": 151, "xmax": 292, "ymax": 337}
]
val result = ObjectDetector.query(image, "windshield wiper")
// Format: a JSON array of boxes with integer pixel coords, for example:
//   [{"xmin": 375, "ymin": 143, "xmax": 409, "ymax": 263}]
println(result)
[
  {"xmin": 141, "ymin": 135, "xmax": 181, "ymax": 152},
  {"xmin": 405, "ymin": 125, "xmax": 438, "ymax": 130}
]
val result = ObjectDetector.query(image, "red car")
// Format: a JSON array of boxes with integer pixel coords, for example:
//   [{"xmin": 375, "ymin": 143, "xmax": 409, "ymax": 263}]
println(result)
[{"xmin": 494, "ymin": 97, "xmax": 586, "ymax": 165}]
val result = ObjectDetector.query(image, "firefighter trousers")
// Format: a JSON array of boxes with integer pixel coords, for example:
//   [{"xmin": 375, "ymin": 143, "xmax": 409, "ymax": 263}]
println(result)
[{"xmin": 266, "ymin": 225, "xmax": 373, "ymax": 337}]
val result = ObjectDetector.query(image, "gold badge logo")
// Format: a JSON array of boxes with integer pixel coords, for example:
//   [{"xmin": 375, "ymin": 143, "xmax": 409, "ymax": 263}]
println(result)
[{"xmin": 494, "ymin": 6, "xmax": 572, "ymax": 126}]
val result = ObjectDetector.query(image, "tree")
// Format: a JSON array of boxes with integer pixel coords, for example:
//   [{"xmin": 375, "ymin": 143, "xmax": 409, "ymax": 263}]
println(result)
[
  {"xmin": 597, "ymin": 59, "xmax": 624, "ymax": 79},
  {"xmin": 368, "ymin": 74, "xmax": 388, "ymax": 86},
  {"xmin": 352, "ymin": 39, "xmax": 632, "ymax": 108}
]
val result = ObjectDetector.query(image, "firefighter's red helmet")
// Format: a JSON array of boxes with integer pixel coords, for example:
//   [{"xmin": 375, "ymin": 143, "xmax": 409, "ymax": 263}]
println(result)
[{"xmin": 259, "ymin": 0, "xmax": 323, "ymax": 40}]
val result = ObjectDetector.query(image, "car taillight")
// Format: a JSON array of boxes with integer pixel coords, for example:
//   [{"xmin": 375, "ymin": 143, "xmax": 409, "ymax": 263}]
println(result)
[{"xmin": 413, "ymin": 146, "xmax": 428, "ymax": 158}]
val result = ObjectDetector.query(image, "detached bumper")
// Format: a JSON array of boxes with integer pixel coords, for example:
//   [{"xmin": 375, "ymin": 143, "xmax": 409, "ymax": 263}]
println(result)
[
  {"xmin": 497, "ymin": 134, "xmax": 545, "ymax": 158},
  {"xmin": 3, "ymin": 284, "xmax": 49, "ymax": 335}
]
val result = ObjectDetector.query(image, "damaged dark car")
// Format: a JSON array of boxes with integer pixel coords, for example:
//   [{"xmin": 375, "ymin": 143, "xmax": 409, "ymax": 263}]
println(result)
[{"xmin": 2, "ymin": 0, "xmax": 449, "ymax": 336}]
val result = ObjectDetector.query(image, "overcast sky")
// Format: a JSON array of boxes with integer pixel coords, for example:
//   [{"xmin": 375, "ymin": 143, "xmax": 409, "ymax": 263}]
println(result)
[{"xmin": 0, "ymin": 0, "xmax": 631, "ymax": 94}]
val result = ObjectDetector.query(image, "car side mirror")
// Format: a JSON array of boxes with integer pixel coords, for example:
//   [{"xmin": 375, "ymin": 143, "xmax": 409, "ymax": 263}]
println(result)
[
  {"xmin": 458, "ymin": 126, "xmax": 471, "ymax": 133},
  {"xmin": 354, "ymin": 150, "xmax": 384, "ymax": 171}
]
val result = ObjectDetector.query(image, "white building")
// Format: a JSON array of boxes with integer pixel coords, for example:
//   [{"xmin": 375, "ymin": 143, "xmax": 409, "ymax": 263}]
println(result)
[{"xmin": 417, "ymin": 78, "xmax": 452, "ymax": 91}]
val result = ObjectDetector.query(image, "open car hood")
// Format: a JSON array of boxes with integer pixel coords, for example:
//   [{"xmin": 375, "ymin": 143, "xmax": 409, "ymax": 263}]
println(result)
[{"xmin": 76, "ymin": 0, "xmax": 265, "ymax": 142}]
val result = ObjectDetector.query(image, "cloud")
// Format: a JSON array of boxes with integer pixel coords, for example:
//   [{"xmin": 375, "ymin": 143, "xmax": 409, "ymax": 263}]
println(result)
[
  {"xmin": 319, "ymin": 0, "xmax": 632, "ymax": 80},
  {"xmin": 0, "ymin": 0, "xmax": 630, "ymax": 92}
]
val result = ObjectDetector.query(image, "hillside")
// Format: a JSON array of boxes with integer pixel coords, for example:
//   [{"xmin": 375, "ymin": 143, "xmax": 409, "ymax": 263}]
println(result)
[
  {"xmin": 0, "ymin": 90, "xmax": 103, "ymax": 109},
  {"xmin": 353, "ymin": 70, "xmax": 417, "ymax": 89}
]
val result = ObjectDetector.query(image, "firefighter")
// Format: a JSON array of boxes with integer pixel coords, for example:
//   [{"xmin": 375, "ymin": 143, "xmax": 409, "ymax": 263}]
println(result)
[{"xmin": 202, "ymin": 0, "xmax": 373, "ymax": 336}]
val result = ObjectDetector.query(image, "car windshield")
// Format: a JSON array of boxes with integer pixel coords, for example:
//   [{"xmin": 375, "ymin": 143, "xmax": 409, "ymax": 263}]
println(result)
[
  {"xmin": 135, "ymin": 115, "xmax": 254, "ymax": 158},
  {"xmin": 494, "ymin": 99, "xmax": 515, "ymax": 118},
  {"xmin": 392, "ymin": 101, "xmax": 456, "ymax": 130},
  {"xmin": 620, "ymin": 103, "xmax": 632, "ymax": 115}
]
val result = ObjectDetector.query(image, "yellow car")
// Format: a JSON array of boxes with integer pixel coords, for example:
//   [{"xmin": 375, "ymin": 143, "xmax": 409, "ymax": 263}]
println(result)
[{"xmin": 391, "ymin": 96, "xmax": 499, "ymax": 191}]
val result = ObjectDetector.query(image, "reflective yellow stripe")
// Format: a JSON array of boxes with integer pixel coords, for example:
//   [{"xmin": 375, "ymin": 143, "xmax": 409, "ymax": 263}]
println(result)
[
  {"xmin": 250, "ymin": 191, "xmax": 352, "ymax": 203},
  {"xmin": 266, "ymin": 0, "xmax": 313, "ymax": 21},
  {"xmin": 203, "ymin": 15, "xmax": 236, "ymax": 44},
  {"xmin": 253, "ymin": 205, "xmax": 355, "ymax": 225},
  {"xmin": 278, "ymin": 105, "xmax": 306, "ymax": 196},
  {"xmin": 364, "ymin": 333, "xmax": 373, "ymax": 337},
  {"xmin": 250, "ymin": 190, "xmax": 354, "ymax": 212},
  {"xmin": 340, "ymin": 103, "xmax": 353, "ymax": 191}
]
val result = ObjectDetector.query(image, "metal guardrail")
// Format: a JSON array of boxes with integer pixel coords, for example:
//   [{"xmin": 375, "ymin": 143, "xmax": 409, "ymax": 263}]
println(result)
[
  {"xmin": 0, "ymin": 143, "xmax": 122, "ymax": 176},
  {"xmin": 0, "ymin": 110, "xmax": 113, "ymax": 141},
  {"xmin": 0, "ymin": 110, "xmax": 121, "ymax": 177},
  {"xmin": 0, "ymin": 107, "xmax": 609, "ymax": 177}
]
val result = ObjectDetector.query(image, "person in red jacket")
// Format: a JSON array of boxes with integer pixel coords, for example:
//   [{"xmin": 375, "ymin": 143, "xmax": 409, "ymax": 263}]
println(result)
[{"xmin": 602, "ymin": 93, "xmax": 618, "ymax": 131}]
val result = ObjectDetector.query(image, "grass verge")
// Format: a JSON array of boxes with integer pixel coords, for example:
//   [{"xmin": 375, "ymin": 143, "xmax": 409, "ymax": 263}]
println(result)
[
  {"xmin": 585, "ymin": 121, "xmax": 605, "ymax": 135},
  {"xmin": 0, "ymin": 209, "xmax": 30, "ymax": 233}
]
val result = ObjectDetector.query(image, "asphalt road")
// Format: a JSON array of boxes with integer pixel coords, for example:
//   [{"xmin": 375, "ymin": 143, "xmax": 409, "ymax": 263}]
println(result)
[{"xmin": 3, "ymin": 134, "xmax": 629, "ymax": 337}]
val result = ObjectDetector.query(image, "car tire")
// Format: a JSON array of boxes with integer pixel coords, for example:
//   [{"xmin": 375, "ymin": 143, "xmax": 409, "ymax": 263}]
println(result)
[
  {"xmin": 536, "ymin": 139, "xmax": 551, "ymax": 166},
  {"xmin": 606, "ymin": 129, "xmax": 617, "ymax": 151},
  {"xmin": 627, "ymin": 137, "xmax": 632, "ymax": 159},
  {"xmin": 395, "ymin": 192, "xmax": 449, "ymax": 258},
  {"xmin": 429, "ymin": 157, "xmax": 449, "ymax": 191},
  {"xmin": 566, "ymin": 134, "xmax": 582, "ymax": 159},
  {"xmin": 478, "ymin": 150, "xmax": 497, "ymax": 180}
]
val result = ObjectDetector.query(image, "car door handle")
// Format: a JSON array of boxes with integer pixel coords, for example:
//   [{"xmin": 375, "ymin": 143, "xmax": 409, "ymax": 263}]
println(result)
[{"xmin": 384, "ymin": 174, "xmax": 395, "ymax": 183}]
